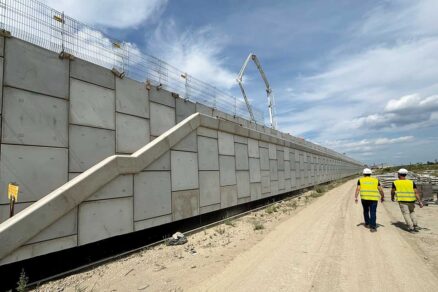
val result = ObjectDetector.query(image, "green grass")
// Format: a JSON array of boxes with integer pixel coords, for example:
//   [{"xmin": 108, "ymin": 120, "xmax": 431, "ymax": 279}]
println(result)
[
  {"xmin": 224, "ymin": 219, "xmax": 236, "ymax": 227},
  {"xmin": 265, "ymin": 205, "xmax": 278, "ymax": 214},
  {"xmin": 253, "ymin": 221, "xmax": 265, "ymax": 230}
]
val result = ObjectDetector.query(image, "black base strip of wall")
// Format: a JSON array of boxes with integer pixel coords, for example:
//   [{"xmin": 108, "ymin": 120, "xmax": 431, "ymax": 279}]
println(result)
[{"xmin": 0, "ymin": 177, "xmax": 355, "ymax": 291}]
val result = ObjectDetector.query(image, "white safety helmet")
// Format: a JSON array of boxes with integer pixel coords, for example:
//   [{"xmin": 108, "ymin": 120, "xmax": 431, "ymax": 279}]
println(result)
[
  {"xmin": 363, "ymin": 168, "xmax": 372, "ymax": 175},
  {"xmin": 398, "ymin": 168, "xmax": 408, "ymax": 175}
]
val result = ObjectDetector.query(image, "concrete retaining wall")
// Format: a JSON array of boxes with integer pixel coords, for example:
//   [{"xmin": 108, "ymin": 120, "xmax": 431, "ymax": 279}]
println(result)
[{"xmin": 0, "ymin": 37, "xmax": 362, "ymax": 265}]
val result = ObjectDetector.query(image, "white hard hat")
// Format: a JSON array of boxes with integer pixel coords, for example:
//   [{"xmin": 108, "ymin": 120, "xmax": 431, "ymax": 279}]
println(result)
[
  {"xmin": 363, "ymin": 168, "xmax": 372, "ymax": 175},
  {"xmin": 398, "ymin": 168, "xmax": 408, "ymax": 174}
]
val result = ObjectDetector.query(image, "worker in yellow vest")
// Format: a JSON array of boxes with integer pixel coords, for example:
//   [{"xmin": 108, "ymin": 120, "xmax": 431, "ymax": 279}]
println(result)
[
  {"xmin": 391, "ymin": 168, "xmax": 423, "ymax": 232},
  {"xmin": 354, "ymin": 168, "xmax": 384, "ymax": 232}
]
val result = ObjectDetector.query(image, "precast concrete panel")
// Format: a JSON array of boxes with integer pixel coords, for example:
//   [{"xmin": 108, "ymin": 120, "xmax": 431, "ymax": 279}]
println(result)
[
  {"xmin": 172, "ymin": 131, "xmax": 197, "ymax": 152},
  {"xmin": 0, "ymin": 144, "xmax": 68, "ymax": 204},
  {"xmin": 145, "ymin": 151, "xmax": 170, "ymax": 171},
  {"xmin": 2, "ymin": 87, "xmax": 68, "ymax": 147},
  {"xmin": 284, "ymin": 161, "xmax": 291, "ymax": 179},
  {"xmin": 268, "ymin": 144, "xmax": 276, "ymax": 159},
  {"xmin": 0, "ymin": 57, "xmax": 3, "ymax": 108},
  {"xmin": 197, "ymin": 136, "xmax": 219, "ymax": 170},
  {"xmin": 284, "ymin": 147, "xmax": 290, "ymax": 161},
  {"xmin": 249, "ymin": 158, "xmax": 261, "ymax": 183},
  {"xmin": 199, "ymin": 171, "xmax": 220, "ymax": 207},
  {"xmin": 235, "ymin": 143, "xmax": 249, "ymax": 170},
  {"xmin": 78, "ymin": 197, "xmax": 133, "ymax": 245},
  {"xmin": 234, "ymin": 135, "xmax": 248, "ymax": 144},
  {"xmin": 176, "ymin": 98, "xmax": 195, "ymax": 123},
  {"xmin": 150, "ymin": 102, "xmax": 176, "ymax": 136},
  {"xmin": 0, "ymin": 202, "xmax": 32, "ymax": 224},
  {"xmin": 115, "ymin": 77, "xmax": 149, "ymax": 118},
  {"xmin": 0, "ymin": 235, "xmax": 77, "ymax": 266},
  {"xmin": 261, "ymin": 171, "xmax": 271, "ymax": 194},
  {"xmin": 248, "ymin": 139, "xmax": 259, "ymax": 158},
  {"xmin": 250, "ymin": 183, "xmax": 262, "ymax": 201},
  {"xmin": 259, "ymin": 147, "xmax": 270, "ymax": 170},
  {"xmin": 277, "ymin": 150, "xmax": 285, "ymax": 170},
  {"xmin": 134, "ymin": 171, "xmax": 171, "ymax": 221},
  {"xmin": 134, "ymin": 214, "xmax": 172, "ymax": 231},
  {"xmin": 236, "ymin": 171, "xmax": 250, "ymax": 198},
  {"xmin": 172, "ymin": 189, "xmax": 199, "ymax": 220},
  {"xmin": 238, "ymin": 197, "xmax": 250, "ymax": 204},
  {"xmin": 218, "ymin": 132, "xmax": 234, "ymax": 155},
  {"xmin": 220, "ymin": 185, "xmax": 238, "ymax": 208},
  {"xmin": 278, "ymin": 171, "xmax": 285, "ymax": 191},
  {"xmin": 4, "ymin": 38, "xmax": 69, "ymax": 98},
  {"xmin": 259, "ymin": 141, "xmax": 269, "ymax": 148},
  {"xmin": 88, "ymin": 174, "xmax": 133, "ymax": 201},
  {"xmin": 149, "ymin": 87, "xmax": 176, "ymax": 108},
  {"xmin": 70, "ymin": 58, "xmax": 114, "ymax": 89},
  {"xmin": 171, "ymin": 151, "xmax": 199, "ymax": 191},
  {"xmin": 116, "ymin": 113, "xmax": 150, "ymax": 153},
  {"xmin": 270, "ymin": 159, "xmax": 278, "ymax": 181},
  {"xmin": 197, "ymin": 127, "xmax": 218, "ymax": 138},
  {"xmin": 196, "ymin": 103, "xmax": 213, "ymax": 116},
  {"xmin": 219, "ymin": 155, "xmax": 236, "ymax": 186},
  {"xmin": 0, "ymin": 37, "xmax": 4, "ymax": 57},
  {"xmin": 69, "ymin": 125, "xmax": 115, "ymax": 172},
  {"xmin": 285, "ymin": 179, "xmax": 292, "ymax": 191},
  {"xmin": 70, "ymin": 78, "xmax": 116, "ymax": 129},
  {"xmin": 200, "ymin": 203, "xmax": 221, "ymax": 215},
  {"xmin": 271, "ymin": 180, "xmax": 279, "ymax": 196},
  {"xmin": 28, "ymin": 208, "xmax": 77, "ymax": 244}
]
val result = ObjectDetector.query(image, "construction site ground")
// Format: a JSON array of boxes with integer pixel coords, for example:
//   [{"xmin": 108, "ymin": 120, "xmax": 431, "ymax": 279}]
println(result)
[{"xmin": 35, "ymin": 179, "xmax": 438, "ymax": 292}]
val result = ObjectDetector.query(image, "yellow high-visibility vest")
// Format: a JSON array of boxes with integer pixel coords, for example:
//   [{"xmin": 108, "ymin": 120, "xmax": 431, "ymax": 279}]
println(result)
[
  {"xmin": 359, "ymin": 176, "xmax": 380, "ymax": 201},
  {"xmin": 394, "ymin": 179, "xmax": 416, "ymax": 202}
]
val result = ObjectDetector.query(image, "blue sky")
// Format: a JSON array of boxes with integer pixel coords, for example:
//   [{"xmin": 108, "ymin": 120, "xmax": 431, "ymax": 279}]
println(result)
[{"xmin": 43, "ymin": 0, "xmax": 438, "ymax": 166}]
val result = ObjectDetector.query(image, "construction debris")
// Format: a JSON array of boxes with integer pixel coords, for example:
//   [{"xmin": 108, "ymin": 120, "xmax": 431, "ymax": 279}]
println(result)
[{"xmin": 166, "ymin": 232, "xmax": 188, "ymax": 246}]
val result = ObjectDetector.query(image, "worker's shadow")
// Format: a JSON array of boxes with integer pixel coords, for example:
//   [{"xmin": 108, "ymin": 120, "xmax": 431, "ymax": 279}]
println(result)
[
  {"xmin": 391, "ymin": 221, "xmax": 430, "ymax": 232},
  {"xmin": 356, "ymin": 223, "xmax": 385, "ymax": 228}
]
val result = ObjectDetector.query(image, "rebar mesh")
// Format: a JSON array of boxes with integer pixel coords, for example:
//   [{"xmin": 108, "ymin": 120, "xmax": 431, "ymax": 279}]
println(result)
[{"xmin": 0, "ymin": 0, "xmax": 265, "ymax": 124}]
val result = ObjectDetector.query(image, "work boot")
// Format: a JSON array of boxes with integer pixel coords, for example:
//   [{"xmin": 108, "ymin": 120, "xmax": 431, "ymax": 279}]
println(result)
[
  {"xmin": 413, "ymin": 225, "xmax": 420, "ymax": 232},
  {"xmin": 370, "ymin": 228, "xmax": 377, "ymax": 233},
  {"xmin": 408, "ymin": 227, "xmax": 415, "ymax": 233},
  {"xmin": 365, "ymin": 224, "xmax": 370, "ymax": 228}
]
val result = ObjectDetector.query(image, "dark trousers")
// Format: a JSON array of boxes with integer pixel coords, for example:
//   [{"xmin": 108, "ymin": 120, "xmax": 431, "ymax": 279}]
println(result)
[{"xmin": 361, "ymin": 199, "xmax": 378, "ymax": 228}]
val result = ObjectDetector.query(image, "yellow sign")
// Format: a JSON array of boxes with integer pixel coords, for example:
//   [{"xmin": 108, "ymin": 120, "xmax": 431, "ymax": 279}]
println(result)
[{"xmin": 8, "ymin": 183, "xmax": 19, "ymax": 201}]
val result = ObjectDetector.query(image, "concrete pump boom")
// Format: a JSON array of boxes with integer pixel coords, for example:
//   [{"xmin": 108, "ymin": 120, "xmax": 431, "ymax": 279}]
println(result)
[{"xmin": 236, "ymin": 53, "xmax": 277, "ymax": 129}]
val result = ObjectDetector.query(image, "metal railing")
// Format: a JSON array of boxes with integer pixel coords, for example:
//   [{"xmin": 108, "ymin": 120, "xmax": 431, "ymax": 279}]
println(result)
[{"xmin": 0, "ymin": 0, "xmax": 265, "ymax": 124}]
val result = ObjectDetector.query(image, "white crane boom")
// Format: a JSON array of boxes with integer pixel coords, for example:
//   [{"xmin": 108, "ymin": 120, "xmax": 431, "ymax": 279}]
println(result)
[{"xmin": 236, "ymin": 53, "xmax": 277, "ymax": 129}]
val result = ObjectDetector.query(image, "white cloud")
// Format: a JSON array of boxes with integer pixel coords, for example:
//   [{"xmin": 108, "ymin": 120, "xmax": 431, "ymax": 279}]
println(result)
[
  {"xmin": 146, "ymin": 20, "xmax": 236, "ymax": 90},
  {"xmin": 43, "ymin": 0, "xmax": 167, "ymax": 28}
]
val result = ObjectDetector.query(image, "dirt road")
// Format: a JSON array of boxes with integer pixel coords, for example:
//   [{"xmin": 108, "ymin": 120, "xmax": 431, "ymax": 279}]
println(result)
[
  {"xmin": 193, "ymin": 180, "xmax": 438, "ymax": 291},
  {"xmin": 39, "ymin": 179, "xmax": 438, "ymax": 291}
]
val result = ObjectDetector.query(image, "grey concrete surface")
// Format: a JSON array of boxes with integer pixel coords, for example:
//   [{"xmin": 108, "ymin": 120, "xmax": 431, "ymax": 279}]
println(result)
[
  {"xmin": 2, "ymin": 87, "xmax": 68, "ymax": 147},
  {"xmin": 199, "ymin": 171, "xmax": 221, "ymax": 207},
  {"xmin": 176, "ymin": 98, "xmax": 196, "ymax": 123},
  {"xmin": 78, "ymin": 197, "xmax": 133, "ymax": 245},
  {"xmin": 260, "ymin": 148, "xmax": 270, "ymax": 170},
  {"xmin": 218, "ymin": 132, "xmax": 234, "ymax": 155},
  {"xmin": 145, "ymin": 151, "xmax": 170, "ymax": 171},
  {"xmin": 219, "ymin": 155, "xmax": 237, "ymax": 186},
  {"xmin": 150, "ymin": 102, "xmax": 176, "ymax": 136},
  {"xmin": 70, "ymin": 78, "xmax": 116, "ymax": 130},
  {"xmin": 172, "ymin": 189, "xmax": 199, "ymax": 221},
  {"xmin": 171, "ymin": 151, "xmax": 199, "ymax": 191},
  {"xmin": 134, "ymin": 214, "xmax": 172, "ymax": 231},
  {"xmin": 70, "ymin": 58, "xmax": 114, "ymax": 89},
  {"xmin": 198, "ymin": 136, "xmax": 219, "ymax": 170},
  {"xmin": 69, "ymin": 125, "xmax": 115, "ymax": 172},
  {"xmin": 0, "ymin": 144, "xmax": 68, "ymax": 204},
  {"xmin": 236, "ymin": 171, "xmax": 250, "ymax": 198},
  {"xmin": 4, "ymin": 38, "xmax": 69, "ymax": 98},
  {"xmin": 250, "ymin": 183, "xmax": 262, "ymax": 201},
  {"xmin": 149, "ymin": 87, "xmax": 176, "ymax": 108},
  {"xmin": 116, "ymin": 77, "xmax": 149, "ymax": 118},
  {"xmin": 248, "ymin": 139, "xmax": 259, "ymax": 158},
  {"xmin": 134, "ymin": 171, "xmax": 171, "ymax": 221},
  {"xmin": 235, "ymin": 143, "xmax": 249, "ymax": 170},
  {"xmin": 220, "ymin": 185, "xmax": 238, "ymax": 208},
  {"xmin": 249, "ymin": 158, "xmax": 261, "ymax": 183},
  {"xmin": 116, "ymin": 113, "xmax": 150, "ymax": 153},
  {"xmin": 172, "ymin": 131, "xmax": 197, "ymax": 152},
  {"xmin": 28, "ymin": 208, "xmax": 77, "ymax": 244}
]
